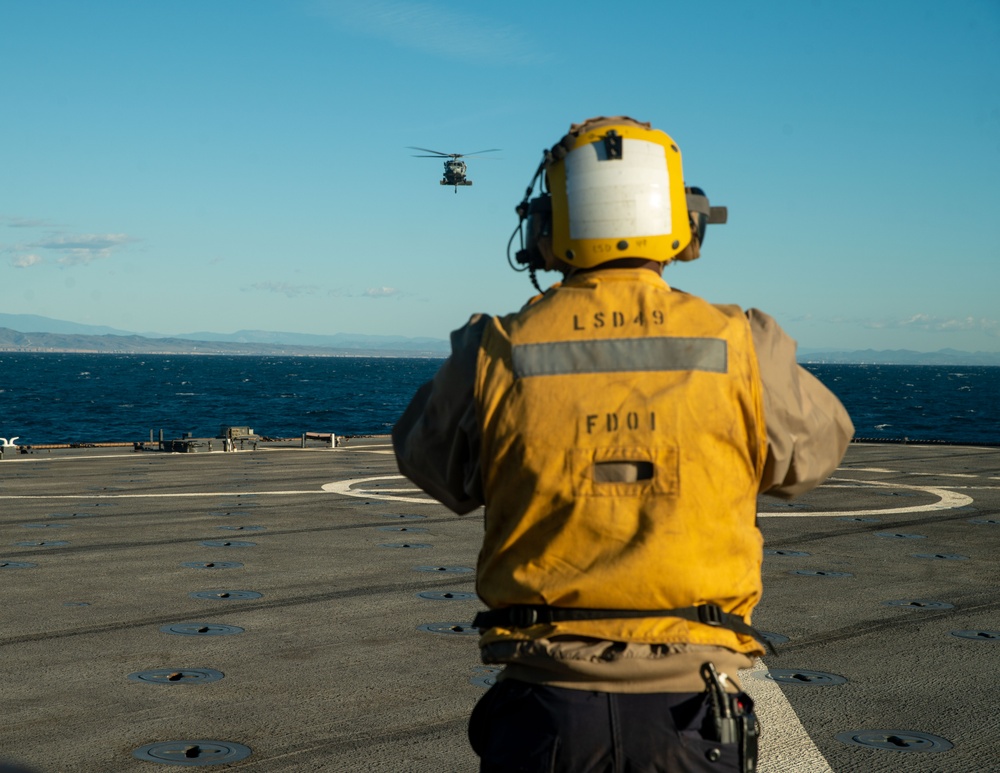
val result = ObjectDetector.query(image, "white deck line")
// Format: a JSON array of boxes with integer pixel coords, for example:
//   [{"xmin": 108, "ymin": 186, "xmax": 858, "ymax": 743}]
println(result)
[{"xmin": 741, "ymin": 659, "xmax": 835, "ymax": 772}]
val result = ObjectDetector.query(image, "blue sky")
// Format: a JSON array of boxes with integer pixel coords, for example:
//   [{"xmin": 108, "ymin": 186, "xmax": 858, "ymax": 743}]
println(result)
[{"xmin": 2, "ymin": 0, "xmax": 998, "ymax": 352}]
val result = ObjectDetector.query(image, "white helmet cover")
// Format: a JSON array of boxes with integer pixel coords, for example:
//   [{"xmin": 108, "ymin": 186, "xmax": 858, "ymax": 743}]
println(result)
[{"xmin": 546, "ymin": 117, "xmax": 691, "ymax": 268}]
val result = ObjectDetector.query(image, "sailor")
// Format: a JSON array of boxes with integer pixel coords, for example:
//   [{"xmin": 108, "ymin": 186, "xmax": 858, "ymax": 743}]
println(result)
[{"xmin": 393, "ymin": 116, "xmax": 854, "ymax": 772}]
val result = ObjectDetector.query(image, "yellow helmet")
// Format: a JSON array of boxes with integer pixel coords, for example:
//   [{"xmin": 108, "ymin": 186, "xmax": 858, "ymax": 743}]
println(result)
[{"xmin": 546, "ymin": 116, "xmax": 691, "ymax": 269}]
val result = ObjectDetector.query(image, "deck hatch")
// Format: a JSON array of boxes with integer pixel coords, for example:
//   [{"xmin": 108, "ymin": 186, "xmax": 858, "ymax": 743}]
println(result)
[
  {"xmin": 128, "ymin": 668, "xmax": 225, "ymax": 685},
  {"xmin": 950, "ymin": 629, "xmax": 1000, "ymax": 640},
  {"xmin": 181, "ymin": 561, "xmax": 243, "ymax": 570},
  {"xmin": 882, "ymin": 599, "xmax": 954, "ymax": 609},
  {"xmin": 835, "ymin": 730, "xmax": 953, "ymax": 753},
  {"xmin": 132, "ymin": 740, "xmax": 251, "ymax": 765},
  {"xmin": 418, "ymin": 622, "xmax": 481, "ymax": 636},
  {"xmin": 756, "ymin": 669, "xmax": 847, "ymax": 686},
  {"xmin": 160, "ymin": 623, "xmax": 244, "ymax": 636},
  {"xmin": 189, "ymin": 590, "xmax": 262, "ymax": 600}
]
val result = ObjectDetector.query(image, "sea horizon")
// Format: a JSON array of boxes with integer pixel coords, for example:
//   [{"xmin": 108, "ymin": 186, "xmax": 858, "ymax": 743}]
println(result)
[{"xmin": 1, "ymin": 353, "xmax": 998, "ymax": 448}]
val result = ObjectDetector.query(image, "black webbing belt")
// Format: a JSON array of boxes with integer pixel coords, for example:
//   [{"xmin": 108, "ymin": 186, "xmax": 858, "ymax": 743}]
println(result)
[{"xmin": 472, "ymin": 603, "xmax": 777, "ymax": 655}]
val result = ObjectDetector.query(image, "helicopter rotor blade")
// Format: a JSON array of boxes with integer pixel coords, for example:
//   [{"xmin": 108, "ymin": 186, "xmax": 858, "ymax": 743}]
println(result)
[
  {"xmin": 407, "ymin": 146, "xmax": 452, "ymax": 157},
  {"xmin": 459, "ymin": 149, "xmax": 502, "ymax": 157}
]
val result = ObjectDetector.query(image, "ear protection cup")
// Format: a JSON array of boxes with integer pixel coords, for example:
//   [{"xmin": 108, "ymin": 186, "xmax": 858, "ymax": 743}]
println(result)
[
  {"xmin": 515, "ymin": 194, "xmax": 552, "ymax": 271},
  {"xmin": 685, "ymin": 186, "xmax": 728, "ymax": 246}
]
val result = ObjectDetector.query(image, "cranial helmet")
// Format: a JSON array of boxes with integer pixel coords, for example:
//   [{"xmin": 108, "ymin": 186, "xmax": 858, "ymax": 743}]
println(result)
[
  {"xmin": 511, "ymin": 117, "xmax": 727, "ymax": 283},
  {"xmin": 546, "ymin": 116, "xmax": 691, "ymax": 268}
]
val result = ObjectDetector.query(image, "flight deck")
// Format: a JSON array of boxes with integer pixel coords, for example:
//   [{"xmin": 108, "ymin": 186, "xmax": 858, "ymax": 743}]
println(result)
[{"xmin": 1, "ymin": 439, "xmax": 997, "ymax": 772}]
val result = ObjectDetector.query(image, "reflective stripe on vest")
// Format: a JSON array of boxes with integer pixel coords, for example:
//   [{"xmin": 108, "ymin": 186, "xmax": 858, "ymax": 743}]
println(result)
[{"xmin": 512, "ymin": 336, "xmax": 727, "ymax": 378}]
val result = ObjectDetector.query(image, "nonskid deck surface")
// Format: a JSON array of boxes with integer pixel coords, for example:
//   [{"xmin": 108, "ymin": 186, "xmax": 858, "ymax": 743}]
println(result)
[{"xmin": 1, "ymin": 439, "xmax": 997, "ymax": 772}]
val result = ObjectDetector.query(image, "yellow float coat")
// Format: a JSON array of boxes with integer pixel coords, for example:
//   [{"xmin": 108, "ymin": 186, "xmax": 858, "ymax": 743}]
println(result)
[{"xmin": 474, "ymin": 269, "xmax": 768, "ymax": 655}]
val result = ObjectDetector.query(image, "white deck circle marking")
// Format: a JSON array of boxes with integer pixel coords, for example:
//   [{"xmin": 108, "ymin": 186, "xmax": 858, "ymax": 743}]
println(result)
[
  {"xmin": 758, "ymin": 478, "xmax": 973, "ymax": 518},
  {"xmin": 910, "ymin": 471, "xmax": 980, "ymax": 478},
  {"xmin": 1, "ymin": 468, "xmax": 977, "ymax": 516},
  {"xmin": 322, "ymin": 475, "xmax": 437, "ymax": 504},
  {"xmin": 0, "ymin": 490, "xmax": 329, "ymax": 500}
]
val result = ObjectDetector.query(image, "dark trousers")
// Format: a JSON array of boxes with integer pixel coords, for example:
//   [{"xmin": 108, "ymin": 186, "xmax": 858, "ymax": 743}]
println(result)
[{"xmin": 469, "ymin": 679, "xmax": 753, "ymax": 773}]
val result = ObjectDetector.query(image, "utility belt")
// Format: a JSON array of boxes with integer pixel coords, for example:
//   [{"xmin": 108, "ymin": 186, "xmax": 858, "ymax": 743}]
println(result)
[
  {"xmin": 702, "ymin": 662, "xmax": 760, "ymax": 773},
  {"xmin": 471, "ymin": 603, "xmax": 776, "ymax": 656}
]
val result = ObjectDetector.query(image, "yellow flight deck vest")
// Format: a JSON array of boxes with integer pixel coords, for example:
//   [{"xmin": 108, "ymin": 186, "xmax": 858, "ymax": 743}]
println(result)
[{"xmin": 474, "ymin": 269, "xmax": 768, "ymax": 655}]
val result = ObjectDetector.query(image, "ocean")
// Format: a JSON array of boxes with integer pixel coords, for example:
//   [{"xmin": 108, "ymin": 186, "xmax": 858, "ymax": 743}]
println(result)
[{"xmin": 0, "ymin": 354, "xmax": 997, "ymax": 447}]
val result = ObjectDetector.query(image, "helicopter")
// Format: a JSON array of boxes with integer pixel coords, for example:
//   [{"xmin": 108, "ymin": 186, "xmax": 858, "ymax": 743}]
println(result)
[{"xmin": 408, "ymin": 147, "xmax": 501, "ymax": 191}]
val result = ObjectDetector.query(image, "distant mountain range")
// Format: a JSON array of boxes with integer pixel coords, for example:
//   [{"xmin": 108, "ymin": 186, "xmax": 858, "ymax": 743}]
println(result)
[
  {"xmin": 797, "ymin": 348, "xmax": 1000, "ymax": 366},
  {"xmin": 0, "ymin": 313, "xmax": 998, "ymax": 365},
  {"xmin": 0, "ymin": 314, "xmax": 450, "ymax": 357}
]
